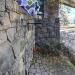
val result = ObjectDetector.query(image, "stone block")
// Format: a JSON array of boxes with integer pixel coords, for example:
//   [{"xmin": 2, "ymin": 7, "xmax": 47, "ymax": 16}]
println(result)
[
  {"xmin": 15, "ymin": 29, "xmax": 25, "ymax": 40},
  {"xmin": 5, "ymin": 72, "xmax": 9, "ymax": 75},
  {"xmin": 6, "ymin": 0, "xmax": 13, "ymax": 9},
  {"xmin": 22, "ymin": 20, "xmax": 27, "ymax": 26},
  {"xmin": 36, "ymin": 68, "xmax": 41, "ymax": 73},
  {"xmin": 42, "ymin": 72, "xmax": 48, "ymax": 75},
  {"xmin": 9, "ymin": 11, "xmax": 18, "ymax": 22},
  {"xmin": 0, "ymin": 12, "xmax": 5, "ymax": 30},
  {"xmin": 35, "ymin": 73, "xmax": 41, "ymax": 75},
  {"xmin": 11, "ymin": 21, "xmax": 16, "ymax": 27},
  {"xmin": 7, "ymin": 28, "xmax": 16, "ymax": 42},
  {"xmin": 12, "ymin": 39, "xmax": 20, "ymax": 57},
  {"xmin": 29, "ymin": 68, "xmax": 36, "ymax": 73},
  {"xmin": 20, "ymin": 41, "xmax": 26, "ymax": 52},
  {"xmin": 3, "ymin": 13, "xmax": 11, "ymax": 29},
  {"xmin": 11, "ymin": 56, "xmax": 25, "ymax": 75},
  {"xmin": 29, "ymin": 72, "xmax": 34, "ymax": 75},
  {"xmin": 28, "ymin": 20, "xmax": 34, "ymax": 23},
  {"xmin": 0, "ymin": 41, "xmax": 14, "ymax": 74},
  {"xmin": 26, "ymin": 31, "xmax": 32, "ymax": 40},
  {"xmin": 18, "ymin": 58, "xmax": 24, "ymax": 75},
  {"xmin": 0, "ymin": 71, "xmax": 2, "ymax": 75},
  {"xmin": 0, "ymin": 0, "xmax": 5, "ymax": 11},
  {"xmin": 0, "ymin": 31, "xmax": 7, "ymax": 44},
  {"xmin": 20, "ymin": 70, "xmax": 25, "ymax": 75},
  {"xmin": 0, "ymin": 12, "xmax": 5, "ymax": 17},
  {"xmin": 11, "ymin": 59, "xmax": 20, "ymax": 75}
]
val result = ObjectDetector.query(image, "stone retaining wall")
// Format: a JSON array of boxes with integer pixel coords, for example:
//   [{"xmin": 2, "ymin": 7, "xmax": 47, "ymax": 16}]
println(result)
[
  {"xmin": 0, "ymin": 0, "xmax": 35, "ymax": 75},
  {"xmin": 0, "ymin": 0, "xmax": 60, "ymax": 75}
]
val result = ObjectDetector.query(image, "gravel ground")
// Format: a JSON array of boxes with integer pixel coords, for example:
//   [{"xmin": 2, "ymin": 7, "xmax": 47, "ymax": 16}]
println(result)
[{"xmin": 28, "ymin": 53, "xmax": 75, "ymax": 75}]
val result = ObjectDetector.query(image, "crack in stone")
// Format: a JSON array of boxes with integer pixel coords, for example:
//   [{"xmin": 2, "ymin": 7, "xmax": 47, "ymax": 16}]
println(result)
[
  {"xmin": 7, "ymin": 36, "xmax": 11, "ymax": 43},
  {"xmin": 0, "ymin": 21, "xmax": 3, "ymax": 25},
  {"xmin": 11, "ymin": 47, "xmax": 16, "ymax": 59}
]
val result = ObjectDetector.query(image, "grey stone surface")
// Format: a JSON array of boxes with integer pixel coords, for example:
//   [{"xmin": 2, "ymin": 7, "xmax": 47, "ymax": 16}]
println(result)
[
  {"xmin": 12, "ymin": 39, "xmax": 21, "ymax": 57},
  {"xmin": 0, "ymin": 41, "xmax": 14, "ymax": 74},
  {"xmin": 42, "ymin": 72, "xmax": 48, "ymax": 75},
  {"xmin": 6, "ymin": 0, "xmax": 14, "ymax": 9},
  {"xmin": 0, "ymin": 0, "xmax": 5, "ymax": 11},
  {"xmin": 35, "ymin": 73, "xmax": 41, "ymax": 75},
  {"xmin": 3, "ymin": 13, "xmax": 11, "ymax": 29},
  {"xmin": 5, "ymin": 72, "xmax": 9, "ymax": 75},
  {"xmin": 0, "ymin": 31, "xmax": 7, "ymax": 44},
  {"xmin": 7, "ymin": 28, "xmax": 16, "ymax": 42},
  {"xmin": 0, "ymin": 0, "xmax": 34, "ymax": 75}
]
